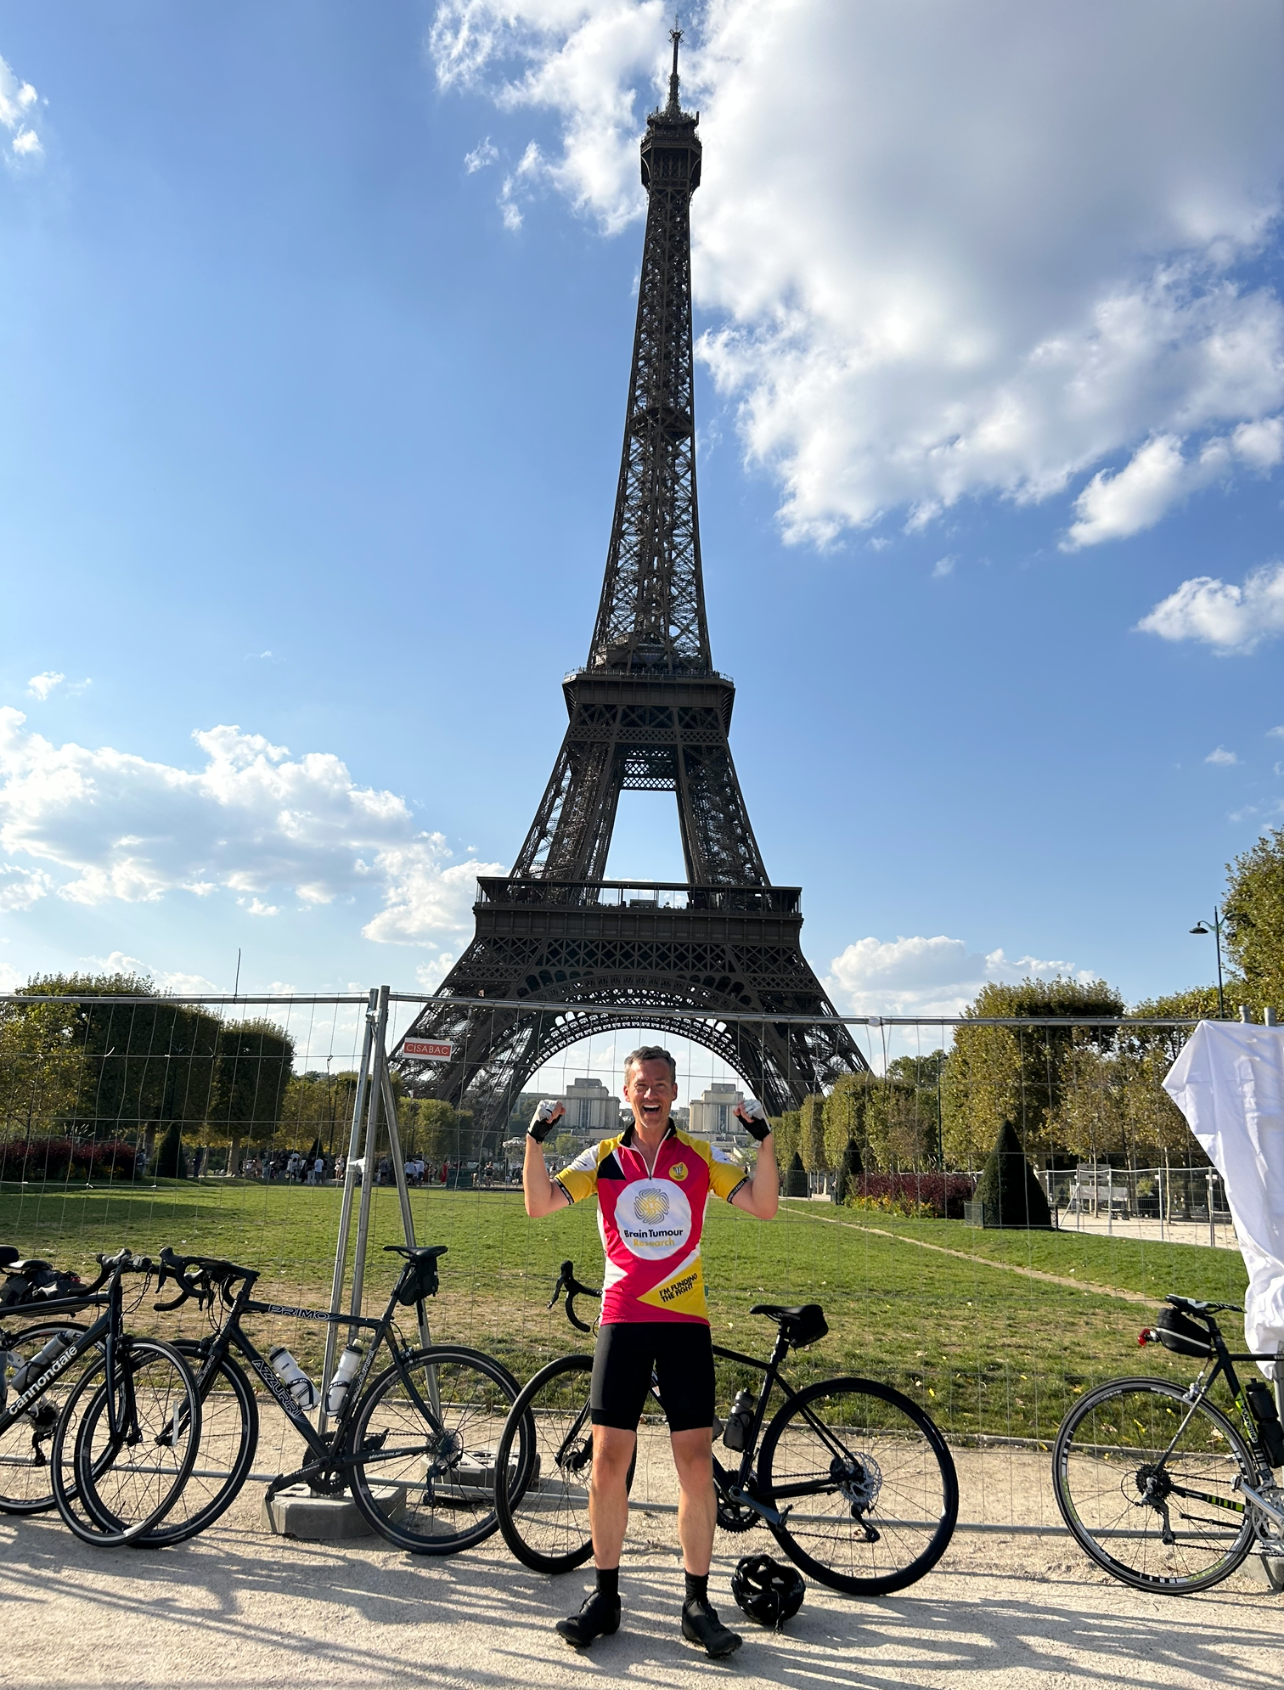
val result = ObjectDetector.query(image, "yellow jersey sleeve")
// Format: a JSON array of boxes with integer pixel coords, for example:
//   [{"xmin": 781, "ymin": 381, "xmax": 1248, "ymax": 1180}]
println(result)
[
  {"xmin": 554, "ymin": 1139, "xmax": 608, "ymax": 1204},
  {"xmin": 709, "ymin": 1143, "xmax": 749, "ymax": 1202}
]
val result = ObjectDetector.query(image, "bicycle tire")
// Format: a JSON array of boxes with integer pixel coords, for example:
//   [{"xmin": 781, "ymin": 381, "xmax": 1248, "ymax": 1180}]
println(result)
[
  {"xmin": 107, "ymin": 1345, "xmax": 259, "ymax": 1547},
  {"xmin": 0, "ymin": 1321, "xmax": 91, "ymax": 1514},
  {"xmin": 347, "ymin": 1344, "xmax": 523, "ymax": 1554},
  {"xmin": 495, "ymin": 1354, "xmax": 595, "ymax": 1574},
  {"xmin": 759, "ymin": 1376, "xmax": 958, "ymax": 1596},
  {"xmin": 1053, "ymin": 1376, "xmax": 1257, "ymax": 1593},
  {"xmin": 51, "ymin": 1337, "xmax": 203, "ymax": 1546}
]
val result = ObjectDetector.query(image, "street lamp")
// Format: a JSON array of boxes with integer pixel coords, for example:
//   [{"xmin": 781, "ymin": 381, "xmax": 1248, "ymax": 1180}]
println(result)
[{"xmin": 1189, "ymin": 908, "xmax": 1226, "ymax": 1018}]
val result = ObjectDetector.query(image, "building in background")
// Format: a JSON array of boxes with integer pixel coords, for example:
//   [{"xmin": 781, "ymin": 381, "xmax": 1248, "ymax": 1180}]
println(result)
[
  {"xmin": 688, "ymin": 1083, "xmax": 747, "ymax": 1145},
  {"xmin": 562, "ymin": 1077, "xmax": 616, "ymax": 1135}
]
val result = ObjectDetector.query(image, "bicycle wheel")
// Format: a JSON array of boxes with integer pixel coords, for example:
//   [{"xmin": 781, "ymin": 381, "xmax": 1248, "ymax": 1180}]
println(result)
[
  {"xmin": 118, "ymin": 1347, "xmax": 259, "ymax": 1547},
  {"xmin": 759, "ymin": 1376, "xmax": 958, "ymax": 1596},
  {"xmin": 495, "ymin": 1354, "xmax": 596, "ymax": 1574},
  {"xmin": 0, "ymin": 1322, "xmax": 91, "ymax": 1514},
  {"xmin": 347, "ymin": 1344, "xmax": 523, "ymax": 1554},
  {"xmin": 51, "ymin": 1338, "xmax": 202, "ymax": 1546},
  {"xmin": 1053, "ymin": 1376, "xmax": 1257, "ymax": 1593}
]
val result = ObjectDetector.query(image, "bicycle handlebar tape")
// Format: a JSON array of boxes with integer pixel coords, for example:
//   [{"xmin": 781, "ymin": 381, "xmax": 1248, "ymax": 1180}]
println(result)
[
  {"xmin": 527, "ymin": 1099, "xmax": 564, "ymax": 1143},
  {"xmin": 736, "ymin": 1100, "xmax": 772, "ymax": 1143}
]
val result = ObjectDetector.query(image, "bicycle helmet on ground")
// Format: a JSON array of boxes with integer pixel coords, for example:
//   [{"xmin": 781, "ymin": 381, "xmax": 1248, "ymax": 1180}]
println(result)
[{"xmin": 731, "ymin": 1555, "xmax": 805, "ymax": 1627}]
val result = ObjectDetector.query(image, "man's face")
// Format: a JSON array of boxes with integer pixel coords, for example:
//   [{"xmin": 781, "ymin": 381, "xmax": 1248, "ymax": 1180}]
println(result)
[{"xmin": 623, "ymin": 1058, "xmax": 678, "ymax": 1134}]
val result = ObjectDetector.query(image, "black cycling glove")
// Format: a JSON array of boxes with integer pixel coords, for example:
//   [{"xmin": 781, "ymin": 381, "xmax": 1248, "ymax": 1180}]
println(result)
[
  {"xmin": 527, "ymin": 1100, "xmax": 563, "ymax": 1143},
  {"xmin": 736, "ymin": 1100, "xmax": 772, "ymax": 1142}
]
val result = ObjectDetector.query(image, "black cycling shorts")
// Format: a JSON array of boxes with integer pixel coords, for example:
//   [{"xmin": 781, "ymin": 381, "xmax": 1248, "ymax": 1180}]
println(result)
[{"xmin": 590, "ymin": 1321, "xmax": 715, "ymax": 1434}]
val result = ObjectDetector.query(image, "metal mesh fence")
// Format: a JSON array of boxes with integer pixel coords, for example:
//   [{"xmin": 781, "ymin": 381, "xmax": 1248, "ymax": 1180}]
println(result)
[{"xmin": 0, "ymin": 989, "xmax": 1241, "ymax": 1535}]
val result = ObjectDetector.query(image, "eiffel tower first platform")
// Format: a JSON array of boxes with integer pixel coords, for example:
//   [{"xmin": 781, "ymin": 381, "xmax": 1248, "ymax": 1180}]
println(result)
[{"xmin": 397, "ymin": 34, "xmax": 867, "ymax": 1140}]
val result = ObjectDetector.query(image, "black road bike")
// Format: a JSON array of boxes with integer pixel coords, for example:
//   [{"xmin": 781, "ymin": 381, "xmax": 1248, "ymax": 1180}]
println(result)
[
  {"xmin": 1053, "ymin": 1294, "xmax": 1284, "ymax": 1594},
  {"xmin": 110, "ymin": 1243, "xmax": 528, "ymax": 1552},
  {"xmin": 493, "ymin": 1262, "xmax": 958, "ymax": 1597},
  {"xmin": 0, "ymin": 1249, "xmax": 202, "ymax": 1545}
]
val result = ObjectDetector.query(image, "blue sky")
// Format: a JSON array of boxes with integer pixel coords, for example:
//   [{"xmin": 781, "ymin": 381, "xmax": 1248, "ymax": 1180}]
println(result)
[{"xmin": 0, "ymin": 1, "xmax": 1282, "ymax": 1022}]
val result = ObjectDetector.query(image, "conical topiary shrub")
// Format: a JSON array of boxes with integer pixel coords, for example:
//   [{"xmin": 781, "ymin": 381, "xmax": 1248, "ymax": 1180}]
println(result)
[
  {"xmin": 785, "ymin": 1150, "xmax": 810, "ymax": 1198},
  {"xmin": 834, "ymin": 1138, "xmax": 863, "ymax": 1205},
  {"xmin": 974, "ymin": 1120, "xmax": 1050, "ymax": 1228},
  {"xmin": 153, "ymin": 1118, "xmax": 188, "ymax": 1179}
]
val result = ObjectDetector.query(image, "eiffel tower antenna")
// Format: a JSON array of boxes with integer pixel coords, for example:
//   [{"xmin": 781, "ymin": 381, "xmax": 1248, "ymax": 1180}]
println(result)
[{"xmin": 398, "ymin": 38, "xmax": 868, "ymax": 1139}]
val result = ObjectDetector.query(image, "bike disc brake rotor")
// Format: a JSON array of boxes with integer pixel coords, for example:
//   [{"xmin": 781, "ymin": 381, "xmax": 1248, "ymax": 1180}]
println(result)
[{"xmin": 835, "ymin": 1451, "xmax": 882, "ymax": 1516}]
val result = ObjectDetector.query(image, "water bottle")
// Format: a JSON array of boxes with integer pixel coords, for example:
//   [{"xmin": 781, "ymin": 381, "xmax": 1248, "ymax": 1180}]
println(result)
[
  {"xmin": 325, "ymin": 1343, "xmax": 363, "ymax": 1416},
  {"xmin": 722, "ymin": 1388, "xmax": 755, "ymax": 1452},
  {"xmin": 268, "ymin": 1346, "xmax": 318, "ymax": 1410},
  {"xmin": 10, "ymin": 1331, "xmax": 74, "ymax": 1396}
]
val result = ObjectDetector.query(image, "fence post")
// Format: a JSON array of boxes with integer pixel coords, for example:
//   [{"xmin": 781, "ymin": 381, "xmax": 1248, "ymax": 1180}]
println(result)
[{"xmin": 318, "ymin": 987, "xmax": 377, "ymax": 1437}]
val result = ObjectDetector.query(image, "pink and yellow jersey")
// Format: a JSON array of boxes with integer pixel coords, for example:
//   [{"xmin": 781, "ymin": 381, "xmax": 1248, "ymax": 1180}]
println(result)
[{"xmin": 555, "ymin": 1123, "xmax": 747, "ymax": 1324}]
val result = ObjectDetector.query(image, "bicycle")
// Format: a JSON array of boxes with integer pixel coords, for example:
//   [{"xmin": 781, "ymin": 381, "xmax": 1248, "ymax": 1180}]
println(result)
[
  {"xmin": 106, "ymin": 1242, "xmax": 528, "ymax": 1552},
  {"xmin": 493, "ymin": 1260, "xmax": 958, "ymax": 1596},
  {"xmin": 1052, "ymin": 1294, "xmax": 1284, "ymax": 1594},
  {"xmin": 0, "ymin": 1248, "xmax": 202, "ymax": 1545}
]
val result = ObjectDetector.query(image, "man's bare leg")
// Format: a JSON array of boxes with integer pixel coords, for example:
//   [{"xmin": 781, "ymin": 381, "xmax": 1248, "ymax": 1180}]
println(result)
[
  {"xmin": 589, "ymin": 1426, "xmax": 635, "ymax": 1567},
  {"xmin": 671, "ymin": 1425, "xmax": 741, "ymax": 1657},
  {"xmin": 555, "ymin": 1425, "xmax": 633, "ymax": 1649}
]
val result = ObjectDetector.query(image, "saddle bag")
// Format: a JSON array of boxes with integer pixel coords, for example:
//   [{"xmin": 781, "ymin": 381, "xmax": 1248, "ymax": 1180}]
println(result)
[
  {"xmin": 396, "ymin": 1255, "xmax": 440, "ymax": 1305},
  {"xmin": 0, "ymin": 1263, "xmax": 84, "ymax": 1310},
  {"xmin": 1154, "ymin": 1306, "xmax": 1212, "ymax": 1358},
  {"xmin": 781, "ymin": 1305, "xmax": 828, "ymax": 1350}
]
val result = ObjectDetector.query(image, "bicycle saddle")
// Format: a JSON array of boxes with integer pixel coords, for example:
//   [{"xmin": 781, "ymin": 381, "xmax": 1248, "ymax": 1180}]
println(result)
[
  {"xmin": 750, "ymin": 1303, "xmax": 829, "ymax": 1348},
  {"xmin": 1166, "ymin": 1294, "xmax": 1243, "ymax": 1316},
  {"xmin": 2, "ymin": 1258, "xmax": 52, "ymax": 1275},
  {"xmin": 383, "ymin": 1244, "xmax": 449, "ymax": 1260}
]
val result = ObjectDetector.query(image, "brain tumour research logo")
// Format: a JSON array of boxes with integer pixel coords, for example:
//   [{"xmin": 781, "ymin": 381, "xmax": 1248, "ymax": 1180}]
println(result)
[
  {"xmin": 634, "ymin": 1188, "xmax": 670, "ymax": 1225},
  {"xmin": 617, "ymin": 1179, "xmax": 693, "ymax": 1258}
]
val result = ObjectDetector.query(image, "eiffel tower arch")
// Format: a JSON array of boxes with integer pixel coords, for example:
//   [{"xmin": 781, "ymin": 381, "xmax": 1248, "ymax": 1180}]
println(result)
[{"xmin": 397, "ymin": 34, "xmax": 867, "ymax": 1143}]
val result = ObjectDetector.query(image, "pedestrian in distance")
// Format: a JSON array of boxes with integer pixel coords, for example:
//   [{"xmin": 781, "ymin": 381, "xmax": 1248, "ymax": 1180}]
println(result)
[{"xmin": 523, "ymin": 1045, "xmax": 778, "ymax": 1659}]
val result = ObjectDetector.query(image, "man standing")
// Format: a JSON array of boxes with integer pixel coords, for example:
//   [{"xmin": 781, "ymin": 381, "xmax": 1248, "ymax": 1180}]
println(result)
[{"xmin": 524, "ymin": 1046, "xmax": 778, "ymax": 1658}]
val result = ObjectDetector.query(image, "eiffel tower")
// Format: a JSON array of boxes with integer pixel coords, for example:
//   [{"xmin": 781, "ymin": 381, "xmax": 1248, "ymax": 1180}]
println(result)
[{"xmin": 398, "ymin": 33, "xmax": 866, "ymax": 1142}]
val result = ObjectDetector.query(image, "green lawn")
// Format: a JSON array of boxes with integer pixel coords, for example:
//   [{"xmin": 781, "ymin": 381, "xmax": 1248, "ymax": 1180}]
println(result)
[{"xmin": 0, "ymin": 1179, "xmax": 1248, "ymax": 1443}]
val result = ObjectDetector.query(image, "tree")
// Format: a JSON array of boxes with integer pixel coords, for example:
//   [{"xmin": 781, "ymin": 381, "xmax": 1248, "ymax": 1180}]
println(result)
[
  {"xmin": 1225, "ymin": 827, "xmax": 1284, "ymax": 1014},
  {"xmin": 281, "ymin": 1071, "xmax": 360, "ymax": 1161},
  {"xmin": 799, "ymin": 1094, "xmax": 829, "ymax": 1173},
  {"xmin": 207, "ymin": 1018, "xmax": 295, "ymax": 1172},
  {"xmin": 822, "ymin": 1073, "xmax": 877, "ymax": 1167},
  {"xmin": 833, "ymin": 1138, "xmax": 863, "ymax": 1204},
  {"xmin": 770, "ymin": 1110, "xmax": 801, "ymax": 1169},
  {"xmin": 153, "ymin": 1116, "xmax": 187, "ymax": 1179},
  {"xmin": 0, "ymin": 998, "xmax": 88, "ymax": 1141},
  {"xmin": 943, "ymin": 977, "xmax": 1124, "ymax": 1165},
  {"xmin": 784, "ymin": 1150, "xmax": 809, "ymax": 1198},
  {"xmin": 974, "ymin": 1120, "xmax": 1051, "ymax": 1228}
]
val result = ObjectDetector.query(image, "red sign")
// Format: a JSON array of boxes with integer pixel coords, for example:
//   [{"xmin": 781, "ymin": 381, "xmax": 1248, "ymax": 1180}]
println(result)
[{"xmin": 403, "ymin": 1039, "xmax": 452, "ymax": 1061}]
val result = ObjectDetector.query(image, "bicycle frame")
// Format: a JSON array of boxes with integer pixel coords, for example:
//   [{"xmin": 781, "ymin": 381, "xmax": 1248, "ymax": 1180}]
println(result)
[
  {"xmin": 171, "ymin": 1265, "xmax": 444, "ymax": 1498},
  {"xmin": 1149, "ymin": 1333, "xmax": 1284, "ymax": 1532},
  {"xmin": 0, "ymin": 1264, "xmax": 144, "ymax": 1451}
]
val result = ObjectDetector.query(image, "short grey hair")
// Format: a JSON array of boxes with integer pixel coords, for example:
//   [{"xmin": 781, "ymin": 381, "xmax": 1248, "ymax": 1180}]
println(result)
[{"xmin": 623, "ymin": 1045, "xmax": 677, "ymax": 1084}]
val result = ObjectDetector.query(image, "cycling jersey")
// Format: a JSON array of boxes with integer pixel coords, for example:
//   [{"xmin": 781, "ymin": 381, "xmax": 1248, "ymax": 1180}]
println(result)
[{"xmin": 555, "ymin": 1123, "xmax": 747, "ymax": 1324}]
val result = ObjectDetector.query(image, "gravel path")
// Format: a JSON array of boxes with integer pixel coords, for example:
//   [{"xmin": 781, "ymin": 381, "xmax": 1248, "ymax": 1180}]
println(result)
[{"xmin": 4, "ymin": 1504, "xmax": 1281, "ymax": 1690}]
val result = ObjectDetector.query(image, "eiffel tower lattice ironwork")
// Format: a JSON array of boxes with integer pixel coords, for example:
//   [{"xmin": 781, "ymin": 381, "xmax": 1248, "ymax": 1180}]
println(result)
[{"xmin": 397, "ymin": 33, "xmax": 867, "ymax": 1140}]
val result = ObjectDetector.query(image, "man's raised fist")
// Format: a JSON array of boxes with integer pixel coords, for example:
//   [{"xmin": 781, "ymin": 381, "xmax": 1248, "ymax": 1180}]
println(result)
[
  {"xmin": 527, "ymin": 1100, "xmax": 566, "ymax": 1143},
  {"xmin": 734, "ymin": 1099, "xmax": 772, "ymax": 1143}
]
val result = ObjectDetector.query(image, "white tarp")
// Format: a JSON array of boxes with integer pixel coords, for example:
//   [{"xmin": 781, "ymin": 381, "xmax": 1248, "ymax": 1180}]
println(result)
[{"xmin": 1164, "ymin": 1021, "xmax": 1284, "ymax": 1373}]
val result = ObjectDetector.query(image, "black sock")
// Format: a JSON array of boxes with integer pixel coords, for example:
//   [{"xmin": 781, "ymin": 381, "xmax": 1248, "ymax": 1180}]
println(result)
[
  {"xmin": 595, "ymin": 1567, "xmax": 619, "ymax": 1600},
  {"xmin": 684, "ymin": 1571, "xmax": 708, "ymax": 1606}
]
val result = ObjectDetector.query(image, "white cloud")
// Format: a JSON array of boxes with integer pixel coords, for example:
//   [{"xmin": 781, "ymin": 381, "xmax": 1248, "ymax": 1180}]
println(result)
[
  {"xmin": 1267, "ymin": 726, "xmax": 1284, "ymax": 739},
  {"xmin": 931, "ymin": 556, "xmax": 955, "ymax": 579},
  {"xmin": 1138, "ymin": 561, "xmax": 1284, "ymax": 654},
  {"xmin": 0, "ymin": 864, "xmax": 52, "ymax": 912},
  {"xmin": 0, "ymin": 53, "xmax": 41, "ymax": 161},
  {"xmin": 26, "ymin": 672, "xmax": 64, "ymax": 700},
  {"xmin": 0, "ymin": 710, "xmax": 504, "ymax": 945},
  {"xmin": 432, "ymin": 0, "xmax": 1284, "ymax": 547},
  {"xmin": 86, "ymin": 951, "xmax": 220, "ymax": 995},
  {"xmin": 824, "ymin": 933, "xmax": 1092, "ymax": 1019},
  {"xmin": 1064, "ymin": 419, "xmax": 1284, "ymax": 548},
  {"xmin": 464, "ymin": 136, "xmax": 498, "ymax": 172},
  {"xmin": 1205, "ymin": 746, "xmax": 1239, "ymax": 766}
]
